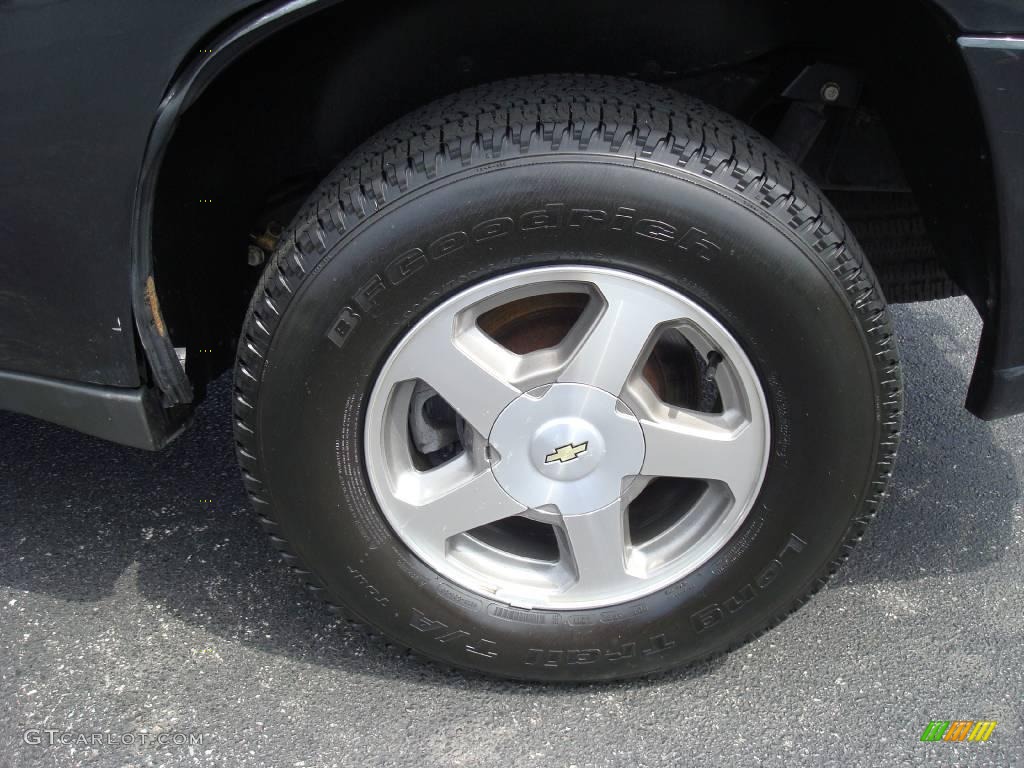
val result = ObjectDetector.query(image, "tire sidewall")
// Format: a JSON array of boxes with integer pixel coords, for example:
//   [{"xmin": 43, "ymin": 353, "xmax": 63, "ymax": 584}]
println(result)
[{"xmin": 255, "ymin": 156, "xmax": 881, "ymax": 680}]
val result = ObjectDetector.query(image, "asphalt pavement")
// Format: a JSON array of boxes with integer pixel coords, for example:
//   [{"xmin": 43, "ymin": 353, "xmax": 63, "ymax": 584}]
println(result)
[{"xmin": 1, "ymin": 296, "xmax": 1021, "ymax": 767}]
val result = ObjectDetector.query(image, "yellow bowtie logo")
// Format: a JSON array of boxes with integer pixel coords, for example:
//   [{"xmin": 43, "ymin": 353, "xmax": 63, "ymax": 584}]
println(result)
[{"xmin": 545, "ymin": 442, "xmax": 589, "ymax": 464}]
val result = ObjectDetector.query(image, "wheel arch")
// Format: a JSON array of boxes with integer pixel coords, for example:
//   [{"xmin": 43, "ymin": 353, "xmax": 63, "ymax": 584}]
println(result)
[
  {"xmin": 136, "ymin": 0, "xmax": 1001, "ymax": 415},
  {"xmin": 131, "ymin": 0, "xmax": 345, "ymax": 407}
]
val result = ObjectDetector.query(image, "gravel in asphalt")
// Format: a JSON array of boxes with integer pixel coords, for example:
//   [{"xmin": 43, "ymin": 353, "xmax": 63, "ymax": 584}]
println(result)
[{"xmin": 1, "ymin": 296, "xmax": 1022, "ymax": 767}]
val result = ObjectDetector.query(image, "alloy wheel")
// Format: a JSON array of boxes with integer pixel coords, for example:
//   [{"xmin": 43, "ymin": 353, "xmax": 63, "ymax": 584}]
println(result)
[{"xmin": 364, "ymin": 266, "xmax": 771, "ymax": 610}]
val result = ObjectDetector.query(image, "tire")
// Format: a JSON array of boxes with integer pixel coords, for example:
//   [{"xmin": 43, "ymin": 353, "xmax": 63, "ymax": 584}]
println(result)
[{"xmin": 233, "ymin": 75, "xmax": 902, "ymax": 682}]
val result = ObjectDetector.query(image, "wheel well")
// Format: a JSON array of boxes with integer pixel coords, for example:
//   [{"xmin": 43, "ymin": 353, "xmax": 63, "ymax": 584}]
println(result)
[{"xmin": 151, "ymin": 0, "xmax": 995, "ymax": 392}]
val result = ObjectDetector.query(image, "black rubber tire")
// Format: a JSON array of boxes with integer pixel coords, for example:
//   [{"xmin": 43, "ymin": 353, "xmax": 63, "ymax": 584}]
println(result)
[{"xmin": 233, "ymin": 75, "xmax": 902, "ymax": 682}]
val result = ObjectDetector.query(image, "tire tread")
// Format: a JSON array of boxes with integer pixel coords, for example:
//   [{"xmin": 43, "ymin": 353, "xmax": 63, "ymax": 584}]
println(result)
[{"xmin": 232, "ymin": 74, "xmax": 903, "ymax": 678}]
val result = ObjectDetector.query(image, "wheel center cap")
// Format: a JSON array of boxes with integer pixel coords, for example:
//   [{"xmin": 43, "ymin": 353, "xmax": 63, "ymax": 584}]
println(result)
[
  {"xmin": 488, "ymin": 383, "xmax": 645, "ymax": 517},
  {"xmin": 533, "ymin": 416, "xmax": 604, "ymax": 481}
]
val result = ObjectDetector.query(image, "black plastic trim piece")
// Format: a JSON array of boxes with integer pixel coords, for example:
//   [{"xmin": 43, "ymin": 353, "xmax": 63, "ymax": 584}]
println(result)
[
  {"xmin": 959, "ymin": 36, "xmax": 1024, "ymax": 420},
  {"xmin": 0, "ymin": 371, "xmax": 190, "ymax": 450},
  {"xmin": 130, "ymin": 0, "xmax": 344, "ymax": 406},
  {"xmin": 968, "ymin": 365, "xmax": 1024, "ymax": 421}
]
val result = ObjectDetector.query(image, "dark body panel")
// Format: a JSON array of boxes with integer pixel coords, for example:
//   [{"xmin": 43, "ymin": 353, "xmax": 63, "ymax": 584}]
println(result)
[
  {"xmin": 0, "ymin": 0, "xmax": 258, "ymax": 386},
  {"xmin": 1, "ymin": 0, "xmax": 1023, "ymax": 447},
  {"xmin": 932, "ymin": 0, "xmax": 1024, "ymax": 34}
]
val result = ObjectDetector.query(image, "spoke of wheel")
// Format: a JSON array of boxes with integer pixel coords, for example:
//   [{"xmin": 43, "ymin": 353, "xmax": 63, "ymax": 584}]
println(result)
[
  {"xmin": 640, "ymin": 410, "xmax": 763, "ymax": 497},
  {"xmin": 392, "ymin": 458, "xmax": 527, "ymax": 551},
  {"xmin": 558, "ymin": 280, "xmax": 690, "ymax": 395},
  {"xmin": 387, "ymin": 319, "xmax": 520, "ymax": 436},
  {"xmin": 560, "ymin": 501, "xmax": 641, "ymax": 596}
]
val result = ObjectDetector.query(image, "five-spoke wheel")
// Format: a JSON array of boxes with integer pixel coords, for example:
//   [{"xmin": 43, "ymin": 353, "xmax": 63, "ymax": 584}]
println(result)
[
  {"xmin": 365, "ymin": 266, "xmax": 770, "ymax": 609},
  {"xmin": 236, "ymin": 74, "xmax": 899, "ymax": 680}
]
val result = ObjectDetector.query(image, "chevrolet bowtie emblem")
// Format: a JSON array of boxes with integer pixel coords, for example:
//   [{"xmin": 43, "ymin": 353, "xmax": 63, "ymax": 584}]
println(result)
[{"xmin": 545, "ymin": 441, "xmax": 589, "ymax": 464}]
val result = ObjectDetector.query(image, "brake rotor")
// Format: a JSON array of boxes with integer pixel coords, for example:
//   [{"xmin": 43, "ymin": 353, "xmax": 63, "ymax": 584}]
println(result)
[{"xmin": 477, "ymin": 292, "xmax": 700, "ymax": 405}]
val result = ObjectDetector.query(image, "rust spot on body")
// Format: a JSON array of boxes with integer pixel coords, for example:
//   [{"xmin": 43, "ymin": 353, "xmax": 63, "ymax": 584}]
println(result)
[{"xmin": 145, "ymin": 275, "xmax": 167, "ymax": 337}]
